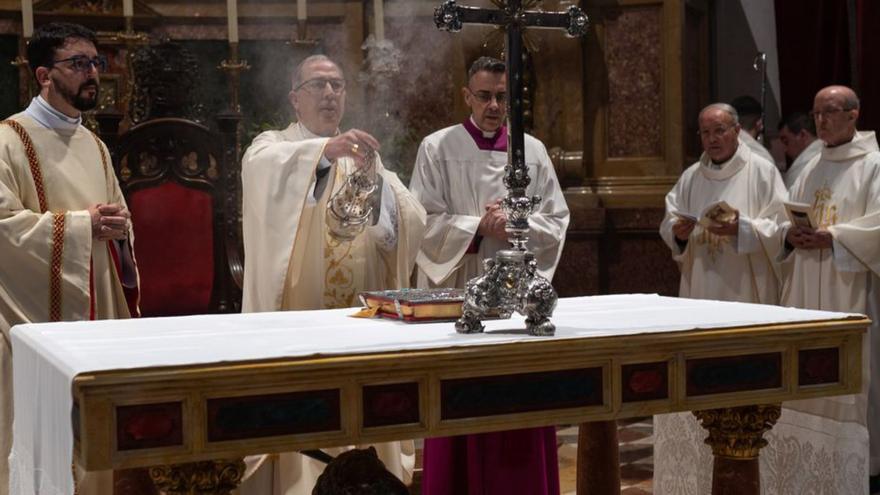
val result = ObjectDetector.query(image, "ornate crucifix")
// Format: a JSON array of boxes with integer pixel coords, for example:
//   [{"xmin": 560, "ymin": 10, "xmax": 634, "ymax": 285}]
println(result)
[{"xmin": 434, "ymin": 0, "xmax": 589, "ymax": 336}]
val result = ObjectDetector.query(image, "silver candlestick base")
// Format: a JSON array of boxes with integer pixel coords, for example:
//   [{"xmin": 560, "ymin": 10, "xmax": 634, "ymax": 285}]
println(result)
[{"xmin": 455, "ymin": 194, "xmax": 558, "ymax": 337}]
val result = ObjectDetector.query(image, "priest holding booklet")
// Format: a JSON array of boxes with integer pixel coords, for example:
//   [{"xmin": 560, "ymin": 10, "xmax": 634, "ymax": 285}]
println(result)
[
  {"xmin": 655, "ymin": 102, "xmax": 788, "ymax": 493},
  {"xmin": 660, "ymin": 102, "xmax": 787, "ymax": 305},
  {"xmin": 780, "ymin": 85, "xmax": 880, "ymax": 492}
]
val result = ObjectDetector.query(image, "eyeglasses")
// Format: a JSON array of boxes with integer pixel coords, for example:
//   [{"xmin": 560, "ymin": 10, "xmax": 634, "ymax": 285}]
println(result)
[
  {"xmin": 295, "ymin": 77, "xmax": 346, "ymax": 95},
  {"xmin": 697, "ymin": 125, "xmax": 736, "ymax": 139},
  {"xmin": 809, "ymin": 107, "xmax": 852, "ymax": 119},
  {"xmin": 51, "ymin": 55, "xmax": 108, "ymax": 73},
  {"xmin": 467, "ymin": 88, "xmax": 507, "ymax": 105}
]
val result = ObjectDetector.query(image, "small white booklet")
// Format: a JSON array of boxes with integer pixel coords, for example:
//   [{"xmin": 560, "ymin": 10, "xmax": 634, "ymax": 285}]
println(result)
[
  {"xmin": 784, "ymin": 201, "xmax": 815, "ymax": 229},
  {"xmin": 672, "ymin": 201, "xmax": 738, "ymax": 227}
]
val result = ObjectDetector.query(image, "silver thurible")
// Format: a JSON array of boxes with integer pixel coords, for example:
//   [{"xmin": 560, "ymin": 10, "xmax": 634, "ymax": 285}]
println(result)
[{"xmin": 326, "ymin": 149, "xmax": 379, "ymax": 241}]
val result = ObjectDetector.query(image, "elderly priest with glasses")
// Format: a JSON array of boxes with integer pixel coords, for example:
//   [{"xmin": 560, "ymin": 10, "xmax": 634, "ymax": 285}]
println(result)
[
  {"xmin": 0, "ymin": 22, "xmax": 139, "ymax": 494},
  {"xmin": 238, "ymin": 54, "xmax": 425, "ymax": 494}
]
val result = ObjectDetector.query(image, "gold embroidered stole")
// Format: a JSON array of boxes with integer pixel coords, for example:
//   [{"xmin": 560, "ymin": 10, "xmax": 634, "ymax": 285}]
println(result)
[{"xmin": 323, "ymin": 162, "xmax": 367, "ymax": 309}]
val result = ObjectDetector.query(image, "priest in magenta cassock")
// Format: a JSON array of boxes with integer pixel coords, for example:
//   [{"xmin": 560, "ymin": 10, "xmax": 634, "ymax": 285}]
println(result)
[
  {"xmin": 1, "ymin": 23, "xmax": 139, "ymax": 495},
  {"xmin": 238, "ymin": 54, "xmax": 424, "ymax": 494},
  {"xmin": 776, "ymin": 85, "xmax": 879, "ymax": 494},
  {"xmin": 409, "ymin": 56, "xmax": 570, "ymax": 495},
  {"xmin": 655, "ymin": 103, "xmax": 788, "ymax": 494}
]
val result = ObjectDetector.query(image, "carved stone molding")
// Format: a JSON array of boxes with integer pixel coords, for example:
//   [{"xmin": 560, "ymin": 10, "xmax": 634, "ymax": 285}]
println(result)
[
  {"xmin": 148, "ymin": 459, "xmax": 246, "ymax": 495},
  {"xmin": 693, "ymin": 404, "xmax": 781, "ymax": 459}
]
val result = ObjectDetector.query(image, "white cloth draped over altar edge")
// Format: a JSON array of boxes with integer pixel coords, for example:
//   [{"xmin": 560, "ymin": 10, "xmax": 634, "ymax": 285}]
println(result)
[{"xmin": 7, "ymin": 294, "xmax": 863, "ymax": 495}]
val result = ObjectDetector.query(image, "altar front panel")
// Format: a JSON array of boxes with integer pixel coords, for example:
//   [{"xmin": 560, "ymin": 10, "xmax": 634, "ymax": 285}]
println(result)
[{"xmin": 69, "ymin": 313, "xmax": 864, "ymax": 471}]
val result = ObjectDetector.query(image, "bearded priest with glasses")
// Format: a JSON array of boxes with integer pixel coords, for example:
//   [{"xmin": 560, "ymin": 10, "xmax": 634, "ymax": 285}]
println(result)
[
  {"xmin": 409, "ymin": 56, "xmax": 570, "ymax": 495},
  {"xmin": 0, "ymin": 22, "xmax": 139, "ymax": 495}
]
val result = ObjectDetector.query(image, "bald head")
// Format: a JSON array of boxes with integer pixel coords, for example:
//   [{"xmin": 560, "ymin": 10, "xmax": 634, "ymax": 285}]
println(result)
[
  {"xmin": 813, "ymin": 85, "xmax": 859, "ymax": 146},
  {"xmin": 699, "ymin": 103, "xmax": 739, "ymax": 125},
  {"xmin": 816, "ymin": 85, "xmax": 860, "ymax": 110}
]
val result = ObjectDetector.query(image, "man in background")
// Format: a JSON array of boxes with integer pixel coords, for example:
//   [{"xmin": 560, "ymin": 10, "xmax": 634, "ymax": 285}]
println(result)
[{"xmin": 778, "ymin": 111, "xmax": 821, "ymax": 188}]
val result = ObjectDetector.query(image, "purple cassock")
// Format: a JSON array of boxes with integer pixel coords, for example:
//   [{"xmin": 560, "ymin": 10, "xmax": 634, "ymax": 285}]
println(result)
[{"xmin": 421, "ymin": 118, "xmax": 560, "ymax": 495}]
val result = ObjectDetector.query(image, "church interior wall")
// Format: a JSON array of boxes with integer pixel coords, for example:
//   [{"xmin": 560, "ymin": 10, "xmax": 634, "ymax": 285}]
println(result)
[
  {"xmin": 712, "ymin": 0, "xmax": 782, "ymax": 143},
  {"xmin": 0, "ymin": 0, "xmax": 689, "ymax": 299}
]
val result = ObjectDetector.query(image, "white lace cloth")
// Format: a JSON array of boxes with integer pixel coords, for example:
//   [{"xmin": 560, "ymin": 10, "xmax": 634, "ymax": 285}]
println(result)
[
  {"xmin": 654, "ymin": 408, "xmax": 868, "ymax": 494},
  {"xmin": 8, "ymin": 294, "xmax": 858, "ymax": 495}
]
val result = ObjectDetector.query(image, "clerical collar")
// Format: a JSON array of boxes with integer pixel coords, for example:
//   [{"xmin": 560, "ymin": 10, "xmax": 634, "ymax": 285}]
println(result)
[
  {"xmin": 821, "ymin": 130, "xmax": 880, "ymax": 162},
  {"xmin": 699, "ymin": 144, "xmax": 747, "ymax": 181},
  {"xmin": 25, "ymin": 96, "xmax": 82, "ymax": 134},
  {"xmin": 463, "ymin": 117, "xmax": 507, "ymax": 152}
]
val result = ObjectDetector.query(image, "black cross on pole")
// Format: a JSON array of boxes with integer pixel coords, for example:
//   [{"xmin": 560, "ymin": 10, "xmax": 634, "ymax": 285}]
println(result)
[
  {"xmin": 435, "ymin": 1, "xmax": 589, "ymax": 338},
  {"xmin": 435, "ymin": 0, "xmax": 588, "ymax": 241}
]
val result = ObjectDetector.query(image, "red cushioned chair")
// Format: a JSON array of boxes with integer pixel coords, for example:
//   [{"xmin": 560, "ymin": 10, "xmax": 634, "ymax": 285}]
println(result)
[{"xmin": 97, "ymin": 114, "xmax": 243, "ymax": 316}]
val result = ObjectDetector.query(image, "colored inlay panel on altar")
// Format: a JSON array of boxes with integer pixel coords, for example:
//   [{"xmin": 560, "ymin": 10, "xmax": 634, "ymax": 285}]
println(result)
[
  {"xmin": 72, "ymin": 401, "xmax": 81, "ymax": 443},
  {"xmin": 686, "ymin": 352, "xmax": 783, "ymax": 396},
  {"xmin": 116, "ymin": 402, "xmax": 183, "ymax": 451},
  {"xmin": 440, "ymin": 367, "xmax": 604, "ymax": 420},
  {"xmin": 621, "ymin": 361, "xmax": 669, "ymax": 403},
  {"xmin": 798, "ymin": 347, "xmax": 841, "ymax": 386},
  {"xmin": 206, "ymin": 389, "xmax": 341, "ymax": 442},
  {"xmin": 362, "ymin": 382, "xmax": 421, "ymax": 428}
]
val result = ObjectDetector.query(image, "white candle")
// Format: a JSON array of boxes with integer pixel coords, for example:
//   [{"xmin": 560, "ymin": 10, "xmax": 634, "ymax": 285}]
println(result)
[
  {"xmin": 123, "ymin": 0, "xmax": 133, "ymax": 17},
  {"xmin": 21, "ymin": 0, "xmax": 33, "ymax": 38},
  {"xmin": 373, "ymin": 0, "xmax": 384, "ymax": 40},
  {"xmin": 227, "ymin": 0, "xmax": 239, "ymax": 43},
  {"xmin": 297, "ymin": 0, "xmax": 307, "ymax": 21}
]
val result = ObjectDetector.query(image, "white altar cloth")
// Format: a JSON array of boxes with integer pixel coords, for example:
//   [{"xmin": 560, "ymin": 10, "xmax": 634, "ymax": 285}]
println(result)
[{"xmin": 7, "ymin": 294, "xmax": 861, "ymax": 495}]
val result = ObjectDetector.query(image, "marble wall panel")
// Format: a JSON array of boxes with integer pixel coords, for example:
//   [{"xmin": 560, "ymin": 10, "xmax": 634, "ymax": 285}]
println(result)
[
  {"xmin": 605, "ymin": 7, "xmax": 663, "ymax": 159},
  {"xmin": 600, "ymin": 208, "xmax": 678, "ymax": 296}
]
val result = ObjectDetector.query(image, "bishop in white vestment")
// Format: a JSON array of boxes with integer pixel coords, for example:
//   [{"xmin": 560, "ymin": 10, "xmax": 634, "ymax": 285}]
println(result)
[
  {"xmin": 655, "ymin": 103, "xmax": 788, "ymax": 494},
  {"xmin": 238, "ymin": 55, "xmax": 423, "ymax": 495}
]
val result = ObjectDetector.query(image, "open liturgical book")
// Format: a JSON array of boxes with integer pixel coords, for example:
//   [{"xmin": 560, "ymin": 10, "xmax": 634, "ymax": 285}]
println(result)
[
  {"xmin": 673, "ymin": 201, "xmax": 739, "ymax": 227},
  {"xmin": 784, "ymin": 201, "xmax": 816, "ymax": 229}
]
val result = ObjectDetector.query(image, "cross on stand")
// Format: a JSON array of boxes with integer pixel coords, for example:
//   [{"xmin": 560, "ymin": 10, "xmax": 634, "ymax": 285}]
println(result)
[{"xmin": 434, "ymin": 0, "xmax": 589, "ymax": 336}]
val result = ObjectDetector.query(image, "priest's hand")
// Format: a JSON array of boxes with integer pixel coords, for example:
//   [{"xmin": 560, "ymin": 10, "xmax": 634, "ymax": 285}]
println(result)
[
  {"xmin": 786, "ymin": 225, "xmax": 811, "ymax": 249},
  {"xmin": 478, "ymin": 199, "xmax": 508, "ymax": 241},
  {"xmin": 324, "ymin": 129, "xmax": 381, "ymax": 169},
  {"xmin": 812, "ymin": 230, "xmax": 834, "ymax": 249},
  {"xmin": 89, "ymin": 203, "xmax": 131, "ymax": 241},
  {"xmin": 672, "ymin": 218, "xmax": 696, "ymax": 241},
  {"xmin": 789, "ymin": 227, "xmax": 834, "ymax": 250}
]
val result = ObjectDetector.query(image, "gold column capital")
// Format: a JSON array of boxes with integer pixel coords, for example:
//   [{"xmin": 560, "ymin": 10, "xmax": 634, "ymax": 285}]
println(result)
[
  {"xmin": 148, "ymin": 459, "xmax": 246, "ymax": 495},
  {"xmin": 694, "ymin": 404, "xmax": 781, "ymax": 459}
]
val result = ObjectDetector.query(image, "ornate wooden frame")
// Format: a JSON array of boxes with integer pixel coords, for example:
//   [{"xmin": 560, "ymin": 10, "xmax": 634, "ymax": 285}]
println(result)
[{"xmin": 71, "ymin": 315, "xmax": 866, "ymax": 471}]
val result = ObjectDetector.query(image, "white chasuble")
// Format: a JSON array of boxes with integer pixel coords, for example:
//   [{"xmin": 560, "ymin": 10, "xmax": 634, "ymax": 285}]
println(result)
[
  {"xmin": 655, "ymin": 144, "xmax": 794, "ymax": 495},
  {"xmin": 409, "ymin": 122, "xmax": 569, "ymax": 288},
  {"xmin": 659, "ymin": 143, "xmax": 787, "ymax": 304},
  {"xmin": 771, "ymin": 130, "xmax": 880, "ymax": 493},
  {"xmin": 238, "ymin": 122, "xmax": 424, "ymax": 495},
  {"xmin": 0, "ymin": 113, "xmax": 135, "ymax": 495}
]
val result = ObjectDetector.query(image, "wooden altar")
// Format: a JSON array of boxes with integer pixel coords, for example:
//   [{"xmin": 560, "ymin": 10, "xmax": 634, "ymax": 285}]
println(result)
[{"xmin": 9, "ymin": 295, "xmax": 867, "ymax": 494}]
